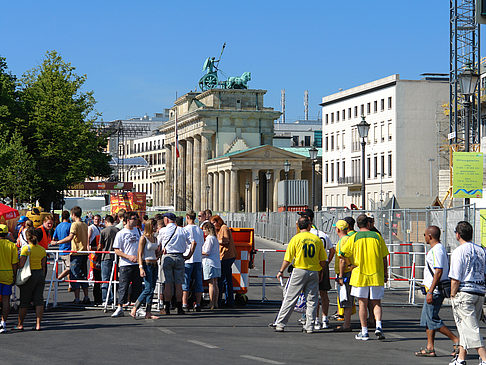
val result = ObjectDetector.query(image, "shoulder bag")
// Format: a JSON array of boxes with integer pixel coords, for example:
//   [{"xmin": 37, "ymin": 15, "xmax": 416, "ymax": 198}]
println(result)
[
  {"xmin": 16, "ymin": 245, "xmax": 32, "ymax": 286},
  {"xmin": 426, "ymin": 261, "xmax": 451, "ymax": 298}
]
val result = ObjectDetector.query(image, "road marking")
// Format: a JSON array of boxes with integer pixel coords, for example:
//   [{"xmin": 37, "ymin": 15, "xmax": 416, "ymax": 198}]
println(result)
[
  {"xmin": 187, "ymin": 340, "xmax": 219, "ymax": 349},
  {"xmin": 240, "ymin": 355, "xmax": 285, "ymax": 364},
  {"xmin": 158, "ymin": 328, "xmax": 175, "ymax": 334}
]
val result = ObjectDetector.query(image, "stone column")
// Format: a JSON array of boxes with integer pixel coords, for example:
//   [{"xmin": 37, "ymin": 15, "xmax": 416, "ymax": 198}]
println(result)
[
  {"xmin": 213, "ymin": 171, "xmax": 219, "ymax": 211},
  {"xmin": 193, "ymin": 135, "xmax": 201, "ymax": 211},
  {"xmin": 224, "ymin": 170, "xmax": 231, "ymax": 211},
  {"xmin": 273, "ymin": 169, "xmax": 281, "ymax": 212},
  {"xmin": 230, "ymin": 169, "xmax": 239, "ymax": 212},
  {"xmin": 153, "ymin": 182, "xmax": 158, "ymax": 206},
  {"xmin": 218, "ymin": 171, "xmax": 224, "ymax": 212},
  {"xmin": 165, "ymin": 144, "xmax": 172, "ymax": 206},
  {"xmin": 185, "ymin": 138, "xmax": 194, "ymax": 210},
  {"xmin": 177, "ymin": 140, "xmax": 186, "ymax": 211},
  {"xmin": 294, "ymin": 168, "xmax": 302, "ymax": 180},
  {"xmin": 251, "ymin": 170, "xmax": 259, "ymax": 212},
  {"xmin": 200, "ymin": 133, "xmax": 212, "ymax": 210}
]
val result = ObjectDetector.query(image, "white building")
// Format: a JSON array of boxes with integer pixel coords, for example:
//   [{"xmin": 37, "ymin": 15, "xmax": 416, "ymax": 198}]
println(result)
[
  {"xmin": 321, "ymin": 74, "xmax": 449, "ymax": 209},
  {"xmin": 273, "ymin": 120, "xmax": 322, "ymax": 148}
]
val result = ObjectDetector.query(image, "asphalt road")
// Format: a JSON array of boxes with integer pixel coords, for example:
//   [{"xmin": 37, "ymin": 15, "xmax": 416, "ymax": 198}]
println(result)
[{"xmin": 0, "ymin": 237, "xmax": 482, "ymax": 365}]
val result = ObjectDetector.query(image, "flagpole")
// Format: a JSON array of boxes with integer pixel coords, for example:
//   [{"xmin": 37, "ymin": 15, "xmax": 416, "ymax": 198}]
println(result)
[{"xmin": 173, "ymin": 93, "xmax": 178, "ymax": 211}]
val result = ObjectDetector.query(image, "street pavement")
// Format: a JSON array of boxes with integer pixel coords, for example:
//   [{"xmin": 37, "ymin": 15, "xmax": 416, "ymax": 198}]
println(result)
[{"xmin": 0, "ymin": 236, "xmax": 482, "ymax": 364}]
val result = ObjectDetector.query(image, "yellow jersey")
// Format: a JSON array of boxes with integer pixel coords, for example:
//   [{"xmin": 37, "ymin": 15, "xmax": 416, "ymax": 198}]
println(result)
[
  {"xmin": 340, "ymin": 230, "xmax": 389, "ymax": 287},
  {"xmin": 334, "ymin": 231, "xmax": 355, "ymax": 275},
  {"xmin": 20, "ymin": 243, "xmax": 46, "ymax": 270},
  {"xmin": 284, "ymin": 231, "xmax": 327, "ymax": 272},
  {"xmin": 0, "ymin": 239, "xmax": 19, "ymax": 285}
]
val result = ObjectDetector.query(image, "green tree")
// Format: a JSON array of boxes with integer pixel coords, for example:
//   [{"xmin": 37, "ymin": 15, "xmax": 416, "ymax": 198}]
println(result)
[
  {"xmin": 21, "ymin": 51, "xmax": 112, "ymax": 208},
  {"xmin": 0, "ymin": 56, "xmax": 25, "ymax": 136},
  {"xmin": 0, "ymin": 131, "xmax": 40, "ymax": 202}
]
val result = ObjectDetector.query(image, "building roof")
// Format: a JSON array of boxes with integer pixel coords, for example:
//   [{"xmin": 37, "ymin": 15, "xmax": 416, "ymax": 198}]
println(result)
[{"xmin": 280, "ymin": 147, "xmax": 322, "ymax": 158}]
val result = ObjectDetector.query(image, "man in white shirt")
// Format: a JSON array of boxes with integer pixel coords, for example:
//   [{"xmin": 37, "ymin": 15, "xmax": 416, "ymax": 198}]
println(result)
[
  {"xmin": 111, "ymin": 211, "xmax": 142, "ymax": 318},
  {"xmin": 449, "ymin": 221, "xmax": 486, "ymax": 365},
  {"xmin": 159, "ymin": 212, "xmax": 195, "ymax": 315},
  {"xmin": 182, "ymin": 211, "xmax": 205, "ymax": 312},
  {"xmin": 415, "ymin": 226, "xmax": 459, "ymax": 358}
]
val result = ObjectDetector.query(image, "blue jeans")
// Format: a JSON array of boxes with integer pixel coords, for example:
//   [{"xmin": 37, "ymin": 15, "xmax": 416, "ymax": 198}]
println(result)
[
  {"xmin": 218, "ymin": 257, "xmax": 235, "ymax": 307},
  {"xmin": 136, "ymin": 264, "xmax": 158, "ymax": 310},
  {"xmin": 101, "ymin": 259, "xmax": 114, "ymax": 304}
]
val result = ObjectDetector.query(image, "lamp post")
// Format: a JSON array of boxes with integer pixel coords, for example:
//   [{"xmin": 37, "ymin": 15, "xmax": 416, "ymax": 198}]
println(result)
[
  {"xmin": 205, "ymin": 185, "xmax": 210, "ymax": 210},
  {"xmin": 309, "ymin": 146, "xmax": 318, "ymax": 210},
  {"xmin": 245, "ymin": 181, "xmax": 250, "ymax": 212},
  {"xmin": 356, "ymin": 116, "xmax": 371, "ymax": 210},
  {"xmin": 458, "ymin": 64, "xmax": 479, "ymax": 211},
  {"xmin": 255, "ymin": 176, "xmax": 260, "ymax": 212},
  {"xmin": 265, "ymin": 170, "xmax": 272, "ymax": 214},
  {"xmin": 284, "ymin": 160, "xmax": 291, "ymax": 211}
]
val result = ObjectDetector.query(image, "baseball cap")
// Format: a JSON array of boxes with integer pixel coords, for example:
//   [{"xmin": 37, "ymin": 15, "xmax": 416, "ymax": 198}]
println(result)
[
  {"xmin": 0, "ymin": 224, "xmax": 8, "ymax": 234},
  {"xmin": 297, "ymin": 208, "xmax": 314, "ymax": 220},
  {"xmin": 332, "ymin": 220, "xmax": 349, "ymax": 231},
  {"xmin": 162, "ymin": 212, "xmax": 177, "ymax": 221},
  {"xmin": 18, "ymin": 216, "xmax": 28, "ymax": 223}
]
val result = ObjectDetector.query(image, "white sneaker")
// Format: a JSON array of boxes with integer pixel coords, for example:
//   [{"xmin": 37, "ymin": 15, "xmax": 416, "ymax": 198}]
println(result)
[
  {"xmin": 314, "ymin": 320, "xmax": 321, "ymax": 331},
  {"xmin": 321, "ymin": 319, "xmax": 330, "ymax": 329},
  {"xmin": 448, "ymin": 356, "xmax": 466, "ymax": 365},
  {"xmin": 298, "ymin": 316, "xmax": 306, "ymax": 325},
  {"xmin": 111, "ymin": 306, "xmax": 124, "ymax": 317},
  {"xmin": 136, "ymin": 308, "xmax": 146, "ymax": 317},
  {"xmin": 375, "ymin": 327, "xmax": 385, "ymax": 340},
  {"xmin": 0, "ymin": 325, "xmax": 6, "ymax": 334},
  {"xmin": 355, "ymin": 332, "xmax": 369, "ymax": 341}
]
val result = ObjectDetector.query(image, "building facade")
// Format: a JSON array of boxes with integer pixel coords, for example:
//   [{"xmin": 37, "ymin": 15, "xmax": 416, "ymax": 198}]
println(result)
[{"xmin": 321, "ymin": 74, "xmax": 449, "ymax": 209}]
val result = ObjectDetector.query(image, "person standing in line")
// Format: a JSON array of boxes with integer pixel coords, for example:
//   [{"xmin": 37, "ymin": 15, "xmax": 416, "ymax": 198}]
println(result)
[
  {"xmin": 202, "ymin": 222, "xmax": 221, "ymax": 310},
  {"xmin": 16, "ymin": 227, "xmax": 46, "ymax": 331},
  {"xmin": 198, "ymin": 211, "xmax": 208, "ymax": 228},
  {"xmin": 15, "ymin": 216, "xmax": 28, "ymax": 247},
  {"xmin": 159, "ymin": 213, "xmax": 195, "ymax": 315},
  {"xmin": 88, "ymin": 214, "xmax": 102, "ymax": 304},
  {"xmin": 98, "ymin": 215, "xmax": 119, "ymax": 305},
  {"xmin": 0, "ymin": 224, "xmax": 18, "ymax": 333},
  {"xmin": 115, "ymin": 209, "xmax": 126, "ymax": 230},
  {"xmin": 53, "ymin": 211, "xmax": 72, "ymax": 292},
  {"xmin": 211, "ymin": 215, "xmax": 236, "ymax": 308},
  {"xmin": 111, "ymin": 212, "xmax": 142, "ymax": 317},
  {"xmin": 415, "ymin": 225, "xmax": 459, "ymax": 357},
  {"xmin": 130, "ymin": 218, "xmax": 160, "ymax": 319},
  {"xmin": 273, "ymin": 217, "xmax": 328, "ymax": 333},
  {"xmin": 52, "ymin": 206, "xmax": 90, "ymax": 305},
  {"xmin": 34, "ymin": 215, "xmax": 54, "ymax": 250},
  {"xmin": 449, "ymin": 221, "xmax": 486, "ymax": 365},
  {"xmin": 182, "ymin": 211, "xmax": 204, "ymax": 312},
  {"xmin": 333, "ymin": 219, "xmax": 354, "ymax": 332},
  {"xmin": 340, "ymin": 214, "xmax": 389, "ymax": 341}
]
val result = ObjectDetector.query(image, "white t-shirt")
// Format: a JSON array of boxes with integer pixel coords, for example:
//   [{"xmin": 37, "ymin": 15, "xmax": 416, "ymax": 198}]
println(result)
[
  {"xmin": 113, "ymin": 228, "xmax": 141, "ymax": 266},
  {"xmin": 202, "ymin": 235, "xmax": 221, "ymax": 269},
  {"xmin": 449, "ymin": 241, "xmax": 486, "ymax": 294},
  {"xmin": 423, "ymin": 243, "xmax": 449, "ymax": 294},
  {"xmin": 159, "ymin": 223, "xmax": 191, "ymax": 254},
  {"xmin": 184, "ymin": 225, "xmax": 204, "ymax": 263},
  {"xmin": 310, "ymin": 227, "xmax": 333, "ymax": 253}
]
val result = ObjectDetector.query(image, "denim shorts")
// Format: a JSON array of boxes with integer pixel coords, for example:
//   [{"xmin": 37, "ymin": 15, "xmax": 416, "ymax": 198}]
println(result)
[
  {"xmin": 182, "ymin": 262, "xmax": 203, "ymax": 292},
  {"xmin": 420, "ymin": 292, "xmax": 444, "ymax": 330},
  {"xmin": 203, "ymin": 264, "xmax": 221, "ymax": 280},
  {"xmin": 161, "ymin": 254, "xmax": 185, "ymax": 284}
]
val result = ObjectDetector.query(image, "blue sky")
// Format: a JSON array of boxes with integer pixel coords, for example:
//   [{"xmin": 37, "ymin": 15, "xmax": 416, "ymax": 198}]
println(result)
[{"xmin": 0, "ymin": 0, "xmax": 472, "ymax": 122}]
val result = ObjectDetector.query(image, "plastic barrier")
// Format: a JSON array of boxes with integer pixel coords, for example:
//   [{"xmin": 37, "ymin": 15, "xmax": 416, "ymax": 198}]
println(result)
[{"xmin": 230, "ymin": 228, "xmax": 255, "ymax": 295}]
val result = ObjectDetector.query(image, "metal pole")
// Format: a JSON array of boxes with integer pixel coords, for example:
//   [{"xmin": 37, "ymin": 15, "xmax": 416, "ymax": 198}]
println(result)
[
  {"xmin": 311, "ymin": 160, "xmax": 316, "ymax": 210},
  {"xmin": 266, "ymin": 179, "xmax": 270, "ymax": 215},
  {"xmin": 284, "ymin": 171, "xmax": 289, "ymax": 212},
  {"xmin": 464, "ymin": 96, "xmax": 471, "ymax": 213},
  {"xmin": 361, "ymin": 139, "xmax": 366, "ymax": 210}
]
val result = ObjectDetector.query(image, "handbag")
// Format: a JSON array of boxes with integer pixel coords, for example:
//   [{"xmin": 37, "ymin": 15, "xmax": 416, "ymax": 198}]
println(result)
[
  {"xmin": 16, "ymin": 245, "xmax": 32, "ymax": 286},
  {"xmin": 426, "ymin": 261, "xmax": 451, "ymax": 298}
]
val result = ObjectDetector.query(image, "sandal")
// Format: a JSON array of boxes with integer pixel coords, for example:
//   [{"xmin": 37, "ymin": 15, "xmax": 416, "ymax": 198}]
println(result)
[
  {"xmin": 452, "ymin": 343, "xmax": 460, "ymax": 357},
  {"xmin": 333, "ymin": 326, "xmax": 352, "ymax": 332},
  {"xmin": 415, "ymin": 348, "xmax": 436, "ymax": 357}
]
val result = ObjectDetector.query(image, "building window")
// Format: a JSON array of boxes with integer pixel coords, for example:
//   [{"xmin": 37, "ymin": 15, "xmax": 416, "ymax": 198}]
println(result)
[
  {"xmin": 374, "ymin": 101, "xmax": 377, "ymax": 113},
  {"xmin": 381, "ymin": 154, "xmax": 385, "ymax": 175},
  {"xmin": 304, "ymin": 136, "xmax": 311, "ymax": 146},
  {"xmin": 341, "ymin": 131, "xmax": 345, "ymax": 149},
  {"xmin": 360, "ymin": 104, "xmax": 364, "ymax": 115},
  {"xmin": 342, "ymin": 161, "xmax": 346, "ymax": 178},
  {"xmin": 336, "ymin": 162, "xmax": 340, "ymax": 179},
  {"xmin": 331, "ymin": 163, "xmax": 334, "ymax": 182},
  {"xmin": 388, "ymin": 153, "xmax": 392, "ymax": 177},
  {"xmin": 331, "ymin": 113, "xmax": 334, "ymax": 123},
  {"xmin": 354, "ymin": 106, "xmax": 358, "ymax": 117},
  {"xmin": 367, "ymin": 103, "xmax": 371, "ymax": 114},
  {"xmin": 373, "ymin": 124, "xmax": 378, "ymax": 143},
  {"xmin": 325, "ymin": 136, "xmax": 329, "ymax": 151},
  {"xmin": 325, "ymin": 114, "xmax": 329, "ymax": 124},
  {"xmin": 336, "ymin": 111, "xmax": 340, "ymax": 122},
  {"xmin": 348, "ymin": 108, "xmax": 351, "ymax": 119},
  {"xmin": 325, "ymin": 163, "xmax": 329, "ymax": 183},
  {"xmin": 381, "ymin": 99, "xmax": 385, "ymax": 111},
  {"xmin": 331, "ymin": 135, "xmax": 334, "ymax": 150},
  {"xmin": 292, "ymin": 136, "xmax": 299, "ymax": 146},
  {"xmin": 367, "ymin": 157, "xmax": 371, "ymax": 179},
  {"xmin": 342, "ymin": 109, "xmax": 345, "ymax": 120},
  {"xmin": 336, "ymin": 132, "xmax": 340, "ymax": 149},
  {"xmin": 380, "ymin": 123, "xmax": 385, "ymax": 142},
  {"xmin": 374, "ymin": 156, "xmax": 378, "ymax": 178},
  {"xmin": 388, "ymin": 121, "xmax": 392, "ymax": 141},
  {"xmin": 388, "ymin": 96, "xmax": 392, "ymax": 109}
]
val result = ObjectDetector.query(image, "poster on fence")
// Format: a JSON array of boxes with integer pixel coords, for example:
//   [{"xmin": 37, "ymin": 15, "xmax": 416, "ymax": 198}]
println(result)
[
  {"xmin": 481, "ymin": 210, "xmax": 486, "ymax": 248},
  {"xmin": 452, "ymin": 152, "xmax": 483, "ymax": 199}
]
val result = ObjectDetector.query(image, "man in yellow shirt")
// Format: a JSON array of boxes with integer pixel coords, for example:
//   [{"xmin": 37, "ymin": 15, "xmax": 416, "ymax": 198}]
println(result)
[
  {"xmin": 340, "ymin": 214, "xmax": 389, "ymax": 341},
  {"xmin": 274, "ymin": 217, "xmax": 328, "ymax": 333},
  {"xmin": 0, "ymin": 224, "xmax": 19, "ymax": 333}
]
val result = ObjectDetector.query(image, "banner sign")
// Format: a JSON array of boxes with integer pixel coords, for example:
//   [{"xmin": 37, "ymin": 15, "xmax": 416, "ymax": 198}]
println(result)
[
  {"xmin": 481, "ymin": 210, "xmax": 486, "ymax": 248},
  {"xmin": 70, "ymin": 182, "xmax": 133, "ymax": 191},
  {"xmin": 453, "ymin": 152, "xmax": 483, "ymax": 199},
  {"xmin": 110, "ymin": 192, "xmax": 146, "ymax": 217}
]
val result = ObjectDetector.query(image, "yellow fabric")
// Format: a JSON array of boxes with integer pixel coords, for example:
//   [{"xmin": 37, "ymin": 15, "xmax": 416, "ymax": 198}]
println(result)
[
  {"xmin": 284, "ymin": 231, "xmax": 327, "ymax": 272},
  {"xmin": 20, "ymin": 243, "xmax": 46, "ymax": 270},
  {"xmin": 0, "ymin": 239, "xmax": 19, "ymax": 284},
  {"xmin": 340, "ymin": 230, "xmax": 389, "ymax": 287},
  {"xmin": 334, "ymin": 234, "xmax": 353, "ymax": 275},
  {"xmin": 70, "ymin": 221, "xmax": 88, "ymax": 254}
]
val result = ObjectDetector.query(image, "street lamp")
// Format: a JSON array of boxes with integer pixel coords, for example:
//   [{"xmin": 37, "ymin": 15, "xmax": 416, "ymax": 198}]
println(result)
[
  {"xmin": 245, "ymin": 181, "xmax": 250, "ymax": 212},
  {"xmin": 356, "ymin": 116, "xmax": 370, "ymax": 210},
  {"xmin": 265, "ymin": 170, "xmax": 272, "ymax": 214},
  {"xmin": 255, "ymin": 176, "xmax": 260, "ymax": 212},
  {"xmin": 284, "ymin": 160, "xmax": 291, "ymax": 211},
  {"xmin": 309, "ymin": 146, "xmax": 318, "ymax": 210},
  {"xmin": 458, "ymin": 64, "xmax": 479, "ymax": 211},
  {"xmin": 205, "ymin": 185, "xmax": 210, "ymax": 210}
]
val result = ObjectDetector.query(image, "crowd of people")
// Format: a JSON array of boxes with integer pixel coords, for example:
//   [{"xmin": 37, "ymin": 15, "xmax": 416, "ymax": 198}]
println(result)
[
  {"xmin": 272, "ymin": 210, "xmax": 486, "ymax": 365},
  {"xmin": 0, "ymin": 206, "xmax": 237, "ymax": 330}
]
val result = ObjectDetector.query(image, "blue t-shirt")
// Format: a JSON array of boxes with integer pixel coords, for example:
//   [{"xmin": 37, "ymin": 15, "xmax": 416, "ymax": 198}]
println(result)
[{"xmin": 53, "ymin": 222, "xmax": 72, "ymax": 255}]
